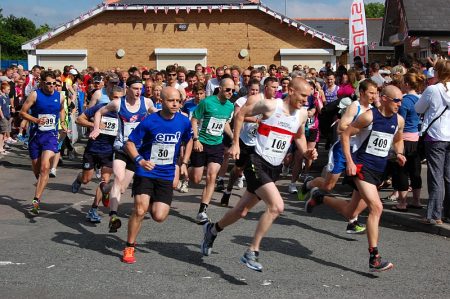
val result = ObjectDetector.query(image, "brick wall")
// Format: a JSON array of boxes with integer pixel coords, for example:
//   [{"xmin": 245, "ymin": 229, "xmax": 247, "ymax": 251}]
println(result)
[{"xmin": 38, "ymin": 10, "xmax": 332, "ymax": 70}]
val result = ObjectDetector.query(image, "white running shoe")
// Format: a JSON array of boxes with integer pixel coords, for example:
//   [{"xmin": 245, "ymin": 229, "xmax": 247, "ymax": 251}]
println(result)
[
  {"xmin": 288, "ymin": 182, "xmax": 298, "ymax": 194},
  {"xmin": 236, "ymin": 176, "xmax": 244, "ymax": 189}
]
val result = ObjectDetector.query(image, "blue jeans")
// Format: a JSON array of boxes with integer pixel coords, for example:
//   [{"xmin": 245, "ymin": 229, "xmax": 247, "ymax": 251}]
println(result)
[{"xmin": 425, "ymin": 141, "xmax": 450, "ymax": 220}]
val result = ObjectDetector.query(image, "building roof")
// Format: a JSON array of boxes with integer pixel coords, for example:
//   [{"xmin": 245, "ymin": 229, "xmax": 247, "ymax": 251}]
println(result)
[
  {"xmin": 22, "ymin": 1, "xmax": 347, "ymax": 51},
  {"xmin": 109, "ymin": 0, "xmax": 259, "ymax": 5},
  {"xmin": 403, "ymin": 0, "xmax": 450, "ymax": 34},
  {"xmin": 298, "ymin": 18, "xmax": 393, "ymax": 51}
]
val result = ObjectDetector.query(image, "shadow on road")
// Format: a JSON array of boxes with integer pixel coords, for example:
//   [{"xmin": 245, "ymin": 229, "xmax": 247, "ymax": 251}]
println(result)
[
  {"xmin": 230, "ymin": 235, "xmax": 377, "ymax": 279},
  {"xmin": 143, "ymin": 240, "xmax": 248, "ymax": 285}
]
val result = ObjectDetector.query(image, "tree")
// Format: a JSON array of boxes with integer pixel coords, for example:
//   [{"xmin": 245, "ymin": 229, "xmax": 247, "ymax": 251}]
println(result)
[
  {"xmin": 365, "ymin": 2, "xmax": 385, "ymax": 18},
  {"xmin": 0, "ymin": 10, "xmax": 51, "ymax": 60}
]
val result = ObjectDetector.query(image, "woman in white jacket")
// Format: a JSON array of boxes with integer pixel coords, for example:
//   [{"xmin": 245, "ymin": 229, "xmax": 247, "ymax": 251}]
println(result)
[{"xmin": 415, "ymin": 59, "xmax": 450, "ymax": 224}]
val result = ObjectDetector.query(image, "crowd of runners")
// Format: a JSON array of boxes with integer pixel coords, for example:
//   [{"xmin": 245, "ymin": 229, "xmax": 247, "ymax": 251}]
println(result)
[{"xmin": 0, "ymin": 55, "xmax": 449, "ymax": 273}]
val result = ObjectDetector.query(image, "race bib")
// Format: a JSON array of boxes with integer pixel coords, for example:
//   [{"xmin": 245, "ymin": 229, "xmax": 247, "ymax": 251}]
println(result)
[
  {"xmin": 264, "ymin": 131, "xmax": 292, "ymax": 159},
  {"xmin": 206, "ymin": 117, "xmax": 226, "ymax": 136},
  {"xmin": 100, "ymin": 116, "xmax": 118, "ymax": 136},
  {"xmin": 38, "ymin": 114, "xmax": 56, "ymax": 131},
  {"xmin": 150, "ymin": 143, "xmax": 176, "ymax": 165},
  {"xmin": 124, "ymin": 122, "xmax": 139, "ymax": 141},
  {"xmin": 366, "ymin": 131, "xmax": 394, "ymax": 157}
]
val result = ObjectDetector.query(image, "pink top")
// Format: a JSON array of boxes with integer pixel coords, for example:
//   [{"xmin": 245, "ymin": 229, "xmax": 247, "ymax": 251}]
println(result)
[
  {"xmin": 337, "ymin": 83, "xmax": 355, "ymax": 98},
  {"xmin": 403, "ymin": 132, "xmax": 419, "ymax": 142}
]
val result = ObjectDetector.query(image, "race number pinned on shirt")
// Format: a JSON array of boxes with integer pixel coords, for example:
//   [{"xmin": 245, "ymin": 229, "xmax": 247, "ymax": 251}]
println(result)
[
  {"xmin": 366, "ymin": 131, "xmax": 393, "ymax": 157},
  {"xmin": 124, "ymin": 122, "xmax": 139, "ymax": 141},
  {"xmin": 38, "ymin": 114, "xmax": 56, "ymax": 131},
  {"xmin": 150, "ymin": 143, "xmax": 176, "ymax": 165},
  {"xmin": 100, "ymin": 116, "xmax": 118, "ymax": 136},
  {"xmin": 206, "ymin": 117, "xmax": 226, "ymax": 136},
  {"xmin": 265, "ymin": 131, "xmax": 291, "ymax": 159}
]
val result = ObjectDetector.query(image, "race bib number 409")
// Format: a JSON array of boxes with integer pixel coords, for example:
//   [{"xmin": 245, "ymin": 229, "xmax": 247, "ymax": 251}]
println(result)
[{"xmin": 366, "ymin": 131, "xmax": 393, "ymax": 157}]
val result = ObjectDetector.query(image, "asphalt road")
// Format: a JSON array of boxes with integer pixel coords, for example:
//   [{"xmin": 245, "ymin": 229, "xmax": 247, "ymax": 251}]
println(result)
[{"xmin": 0, "ymin": 145, "xmax": 449, "ymax": 298}]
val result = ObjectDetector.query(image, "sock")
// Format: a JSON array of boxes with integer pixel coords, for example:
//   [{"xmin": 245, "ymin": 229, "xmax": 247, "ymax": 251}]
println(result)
[
  {"xmin": 369, "ymin": 247, "xmax": 379, "ymax": 258},
  {"xmin": 349, "ymin": 217, "xmax": 358, "ymax": 223},
  {"xmin": 199, "ymin": 203, "xmax": 208, "ymax": 213},
  {"xmin": 212, "ymin": 222, "xmax": 223, "ymax": 235},
  {"xmin": 109, "ymin": 211, "xmax": 117, "ymax": 217},
  {"xmin": 33, "ymin": 197, "xmax": 40, "ymax": 202},
  {"xmin": 92, "ymin": 204, "xmax": 98, "ymax": 209},
  {"xmin": 126, "ymin": 242, "xmax": 135, "ymax": 248}
]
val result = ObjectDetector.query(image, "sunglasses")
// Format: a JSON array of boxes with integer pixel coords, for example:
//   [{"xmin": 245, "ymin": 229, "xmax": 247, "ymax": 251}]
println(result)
[
  {"xmin": 168, "ymin": 73, "xmax": 177, "ymax": 77},
  {"xmin": 45, "ymin": 81, "xmax": 57, "ymax": 86},
  {"xmin": 384, "ymin": 95, "xmax": 402, "ymax": 103},
  {"xmin": 224, "ymin": 88, "xmax": 235, "ymax": 93},
  {"xmin": 242, "ymin": 75, "xmax": 251, "ymax": 77}
]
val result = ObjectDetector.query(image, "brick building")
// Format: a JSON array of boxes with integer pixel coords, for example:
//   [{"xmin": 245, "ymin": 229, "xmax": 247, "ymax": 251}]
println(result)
[{"xmin": 22, "ymin": 0, "xmax": 346, "ymax": 71}]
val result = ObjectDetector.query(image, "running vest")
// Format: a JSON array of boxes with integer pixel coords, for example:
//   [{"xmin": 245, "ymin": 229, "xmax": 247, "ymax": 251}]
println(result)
[
  {"xmin": 324, "ymin": 85, "xmax": 339, "ymax": 104},
  {"xmin": 114, "ymin": 96, "xmax": 148, "ymax": 151},
  {"xmin": 240, "ymin": 94, "xmax": 264, "ymax": 147},
  {"xmin": 349, "ymin": 101, "xmax": 373, "ymax": 152},
  {"xmin": 353, "ymin": 107, "xmax": 399, "ymax": 172},
  {"xmin": 98, "ymin": 88, "xmax": 110, "ymax": 105},
  {"xmin": 255, "ymin": 99, "xmax": 302, "ymax": 166},
  {"xmin": 30, "ymin": 89, "xmax": 61, "ymax": 135}
]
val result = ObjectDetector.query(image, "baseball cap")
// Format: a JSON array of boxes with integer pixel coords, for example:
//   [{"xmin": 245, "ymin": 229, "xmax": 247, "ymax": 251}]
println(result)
[
  {"xmin": 338, "ymin": 97, "xmax": 352, "ymax": 115},
  {"xmin": 69, "ymin": 69, "xmax": 78, "ymax": 75}
]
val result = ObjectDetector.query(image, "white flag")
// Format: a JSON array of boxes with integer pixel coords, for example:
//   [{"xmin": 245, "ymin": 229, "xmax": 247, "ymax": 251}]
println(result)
[{"xmin": 349, "ymin": 0, "xmax": 368, "ymax": 64}]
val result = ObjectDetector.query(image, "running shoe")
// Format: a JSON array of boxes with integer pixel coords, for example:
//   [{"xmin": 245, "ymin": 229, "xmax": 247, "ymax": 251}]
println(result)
[
  {"xmin": 22, "ymin": 142, "xmax": 28, "ymax": 150},
  {"xmin": 298, "ymin": 176, "xmax": 314, "ymax": 201},
  {"xmin": 109, "ymin": 215, "xmax": 122, "ymax": 233},
  {"xmin": 236, "ymin": 176, "xmax": 244, "ymax": 189},
  {"xmin": 215, "ymin": 179, "xmax": 225, "ymax": 192},
  {"xmin": 346, "ymin": 221, "xmax": 366, "ymax": 234},
  {"xmin": 240, "ymin": 249, "xmax": 263, "ymax": 272},
  {"xmin": 200, "ymin": 222, "xmax": 217, "ymax": 256},
  {"xmin": 86, "ymin": 208, "xmax": 101, "ymax": 223},
  {"xmin": 68, "ymin": 150, "xmax": 75, "ymax": 161},
  {"xmin": 17, "ymin": 134, "xmax": 26, "ymax": 142},
  {"xmin": 220, "ymin": 192, "xmax": 231, "ymax": 207},
  {"xmin": 122, "ymin": 246, "xmax": 136, "ymax": 264},
  {"xmin": 6, "ymin": 138, "xmax": 17, "ymax": 144},
  {"xmin": 30, "ymin": 199, "xmax": 40, "ymax": 215},
  {"xmin": 196, "ymin": 211, "xmax": 209, "ymax": 225},
  {"xmin": 304, "ymin": 187, "xmax": 323, "ymax": 213},
  {"xmin": 179, "ymin": 180, "xmax": 189, "ymax": 193},
  {"xmin": 288, "ymin": 182, "xmax": 298, "ymax": 194},
  {"xmin": 71, "ymin": 177, "xmax": 81, "ymax": 193},
  {"xmin": 369, "ymin": 254, "xmax": 394, "ymax": 272},
  {"xmin": 49, "ymin": 168, "xmax": 56, "ymax": 178}
]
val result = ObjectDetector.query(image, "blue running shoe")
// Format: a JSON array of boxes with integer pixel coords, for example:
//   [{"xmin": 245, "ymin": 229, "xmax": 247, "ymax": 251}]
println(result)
[
  {"xmin": 240, "ymin": 249, "xmax": 263, "ymax": 272},
  {"xmin": 86, "ymin": 208, "xmax": 101, "ymax": 223}
]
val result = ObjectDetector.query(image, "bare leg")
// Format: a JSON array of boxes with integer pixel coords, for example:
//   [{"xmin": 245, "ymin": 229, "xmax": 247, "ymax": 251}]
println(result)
[
  {"xmin": 34, "ymin": 150, "xmax": 55, "ymax": 199},
  {"xmin": 127, "ymin": 194, "xmax": 150, "ymax": 244}
]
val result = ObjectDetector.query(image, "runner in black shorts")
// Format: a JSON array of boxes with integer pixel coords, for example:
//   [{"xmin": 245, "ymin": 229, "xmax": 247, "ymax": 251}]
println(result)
[
  {"xmin": 189, "ymin": 78, "xmax": 235, "ymax": 224},
  {"xmin": 305, "ymin": 85, "xmax": 405, "ymax": 272},
  {"xmin": 200, "ymin": 77, "xmax": 317, "ymax": 271}
]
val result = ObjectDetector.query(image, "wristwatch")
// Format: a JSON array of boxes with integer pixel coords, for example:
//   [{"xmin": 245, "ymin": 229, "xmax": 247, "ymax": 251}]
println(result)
[{"xmin": 193, "ymin": 137, "xmax": 198, "ymax": 141}]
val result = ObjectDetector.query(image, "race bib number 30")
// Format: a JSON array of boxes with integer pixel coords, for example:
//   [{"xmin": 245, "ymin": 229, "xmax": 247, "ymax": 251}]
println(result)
[
  {"xmin": 264, "ymin": 131, "xmax": 291, "ymax": 159},
  {"xmin": 100, "ymin": 117, "xmax": 119, "ymax": 136},
  {"xmin": 124, "ymin": 122, "xmax": 139, "ymax": 141},
  {"xmin": 206, "ymin": 117, "xmax": 226, "ymax": 136},
  {"xmin": 38, "ymin": 114, "xmax": 56, "ymax": 131},
  {"xmin": 366, "ymin": 131, "xmax": 394, "ymax": 157},
  {"xmin": 150, "ymin": 143, "xmax": 175, "ymax": 165}
]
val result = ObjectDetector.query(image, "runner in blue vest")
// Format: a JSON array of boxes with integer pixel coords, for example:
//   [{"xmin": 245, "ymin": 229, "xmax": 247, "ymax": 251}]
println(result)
[
  {"xmin": 305, "ymin": 85, "xmax": 406, "ymax": 272},
  {"xmin": 20, "ymin": 70, "xmax": 67, "ymax": 215}
]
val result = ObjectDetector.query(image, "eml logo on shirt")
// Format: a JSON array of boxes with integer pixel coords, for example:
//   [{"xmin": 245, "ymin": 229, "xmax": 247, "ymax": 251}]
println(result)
[{"xmin": 155, "ymin": 132, "xmax": 181, "ymax": 143}]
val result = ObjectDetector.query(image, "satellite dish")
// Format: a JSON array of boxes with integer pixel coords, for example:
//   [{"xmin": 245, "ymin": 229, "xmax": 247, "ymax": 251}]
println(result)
[
  {"xmin": 116, "ymin": 49, "xmax": 125, "ymax": 58},
  {"xmin": 239, "ymin": 49, "xmax": 249, "ymax": 58}
]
